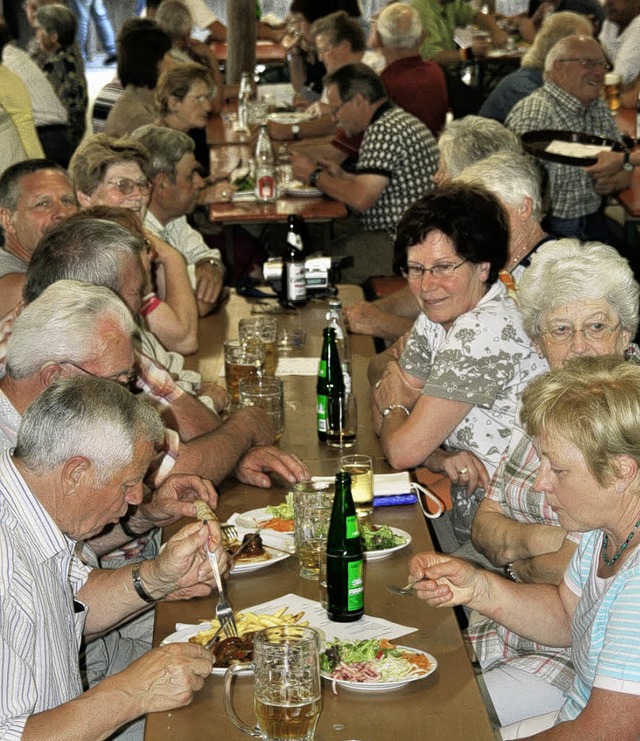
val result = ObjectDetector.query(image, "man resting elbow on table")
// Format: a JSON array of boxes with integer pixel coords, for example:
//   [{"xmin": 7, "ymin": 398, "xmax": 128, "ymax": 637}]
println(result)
[
  {"xmin": 370, "ymin": 184, "xmax": 545, "ymax": 552},
  {"xmin": 0, "ymin": 376, "xmax": 231, "ymax": 740},
  {"xmin": 292, "ymin": 63, "xmax": 438, "ymax": 285},
  {"xmin": 20, "ymin": 234, "xmax": 309, "ymax": 492}
]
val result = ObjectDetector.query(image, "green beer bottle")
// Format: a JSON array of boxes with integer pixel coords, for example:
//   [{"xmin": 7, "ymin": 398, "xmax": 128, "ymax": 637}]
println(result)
[
  {"xmin": 326, "ymin": 471, "xmax": 364, "ymax": 622},
  {"xmin": 316, "ymin": 326, "xmax": 344, "ymax": 442}
]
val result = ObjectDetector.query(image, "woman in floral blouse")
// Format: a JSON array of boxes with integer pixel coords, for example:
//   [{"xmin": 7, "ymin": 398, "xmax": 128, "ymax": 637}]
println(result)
[{"xmin": 371, "ymin": 182, "xmax": 546, "ymax": 548}]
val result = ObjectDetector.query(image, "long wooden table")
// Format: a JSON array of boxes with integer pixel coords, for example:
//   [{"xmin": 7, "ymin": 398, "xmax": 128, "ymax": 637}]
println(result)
[{"xmin": 145, "ymin": 288, "xmax": 495, "ymax": 741}]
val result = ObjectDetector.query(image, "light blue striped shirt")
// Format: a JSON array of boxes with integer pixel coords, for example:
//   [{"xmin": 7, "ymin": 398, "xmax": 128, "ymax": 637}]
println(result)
[
  {"xmin": 0, "ymin": 451, "xmax": 90, "ymax": 738},
  {"xmin": 559, "ymin": 528, "xmax": 640, "ymax": 722}
]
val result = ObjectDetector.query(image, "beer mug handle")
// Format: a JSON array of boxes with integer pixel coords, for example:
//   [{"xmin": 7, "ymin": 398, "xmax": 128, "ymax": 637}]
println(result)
[
  {"xmin": 223, "ymin": 663, "xmax": 262, "ymax": 738},
  {"xmin": 412, "ymin": 482, "xmax": 445, "ymax": 519}
]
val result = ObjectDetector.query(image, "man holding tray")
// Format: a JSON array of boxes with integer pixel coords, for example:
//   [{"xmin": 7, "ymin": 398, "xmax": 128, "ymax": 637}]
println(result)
[{"xmin": 506, "ymin": 35, "xmax": 632, "ymax": 243}]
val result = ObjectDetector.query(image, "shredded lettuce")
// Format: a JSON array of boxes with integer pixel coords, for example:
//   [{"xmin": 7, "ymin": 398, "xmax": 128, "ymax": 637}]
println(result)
[
  {"xmin": 360, "ymin": 523, "xmax": 405, "ymax": 551},
  {"xmin": 320, "ymin": 639, "xmax": 400, "ymax": 672},
  {"xmin": 265, "ymin": 492, "xmax": 294, "ymax": 520}
]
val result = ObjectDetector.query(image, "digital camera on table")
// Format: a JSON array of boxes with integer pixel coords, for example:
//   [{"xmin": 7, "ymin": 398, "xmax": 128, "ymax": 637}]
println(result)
[{"xmin": 262, "ymin": 255, "xmax": 346, "ymax": 296}]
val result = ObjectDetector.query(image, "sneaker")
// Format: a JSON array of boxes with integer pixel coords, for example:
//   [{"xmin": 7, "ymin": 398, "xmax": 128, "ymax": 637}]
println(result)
[{"xmin": 103, "ymin": 54, "xmax": 117, "ymax": 66}]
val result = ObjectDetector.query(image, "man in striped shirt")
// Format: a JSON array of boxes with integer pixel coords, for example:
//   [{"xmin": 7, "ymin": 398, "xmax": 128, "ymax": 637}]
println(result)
[{"xmin": 0, "ymin": 375, "xmax": 228, "ymax": 738}]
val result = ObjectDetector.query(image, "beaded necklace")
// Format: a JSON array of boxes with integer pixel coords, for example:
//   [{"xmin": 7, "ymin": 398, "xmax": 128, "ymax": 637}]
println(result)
[{"xmin": 601, "ymin": 516, "xmax": 640, "ymax": 567}]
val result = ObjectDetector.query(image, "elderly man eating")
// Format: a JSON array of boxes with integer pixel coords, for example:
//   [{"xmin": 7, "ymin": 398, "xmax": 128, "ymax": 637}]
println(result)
[{"xmin": 0, "ymin": 374, "xmax": 229, "ymax": 738}]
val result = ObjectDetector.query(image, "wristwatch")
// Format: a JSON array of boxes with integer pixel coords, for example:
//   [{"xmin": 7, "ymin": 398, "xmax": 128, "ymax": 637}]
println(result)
[
  {"xmin": 623, "ymin": 151, "xmax": 634, "ymax": 172},
  {"xmin": 198, "ymin": 257, "xmax": 223, "ymax": 270},
  {"xmin": 308, "ymin": 167, "xmax": 323, "ymax": 187}
]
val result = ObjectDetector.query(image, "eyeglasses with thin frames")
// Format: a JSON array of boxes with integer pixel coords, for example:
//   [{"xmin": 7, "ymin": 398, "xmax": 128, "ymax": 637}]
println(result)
[
  {"xmin": 60, "ymin": 360, "xmax": 138, "ymax": 389},
  {"xmin": 329, "ymin": 98, "xmax": 352, "ymax": 119},
  {"xmin": 104, "ymin": 178, "xmax": 152, "ymax": 196},
  {"xmin": 540, "ymin": 321, "xmax": 621, "ymax": 345},
  {"xmin": 557, "ymin": 58, "xmax": 613, "ymax": 72},
  {"xmin": 401, "ymin": 259, "xmax": 469, "ymax": 281},
  {"xmin": 186, "ymin": 93, "xmax": 213, "ymax": 105}
]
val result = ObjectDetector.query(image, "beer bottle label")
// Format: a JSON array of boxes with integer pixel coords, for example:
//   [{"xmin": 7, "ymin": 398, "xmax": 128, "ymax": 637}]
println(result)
[
  {"xmin": 347, "ymin": 560, "xmax": 364, "ymax": 611},
  {"xmin": 317, "ymin": 394, "xmax": 328, "ymax": 432},
  {"xmin": 345, "ymin": 515, "xmax": 359, "ymax": 539}
]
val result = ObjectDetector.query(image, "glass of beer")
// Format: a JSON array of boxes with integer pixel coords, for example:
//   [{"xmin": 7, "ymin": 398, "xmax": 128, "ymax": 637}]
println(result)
[
  {"xmin": 326, "ymin": 392, "xmax": 357, "ymax": 448},
  {"xmin": 224, "ymin": 339, "xmax": 264, "ymax": 407},
  {"xmin": 224, "ymin": 625, "xmax": 322, "ymax": 741},
  {"xmin": 239, "ymin": 375, "xmax": 285, "ymax": 442},
  {"xmin": 604, "ymin": 72, "xmax": 621, "ymax": 112},
  {"xmin": 239, "ymin": 316, "xmax": 279, "ymax": 376},
  {"xmin": 293, "ymin": 480, "xmax": 334, "ymax": 579},
  {"xmin": 339, "ymin": 453, "xmax": 374, "ymax": 519}
]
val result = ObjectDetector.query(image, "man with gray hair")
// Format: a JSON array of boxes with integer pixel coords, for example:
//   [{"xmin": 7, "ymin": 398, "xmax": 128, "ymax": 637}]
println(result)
[
  {"xmin": 0, "ymin": 280, "xmax": 222, "ymax": 556},
  {"xmin": 434, "ymin": 115, "xmax": 522, "ymax": 184},
  {"xmin": 21, "ymin": 232, "xmax": 310, "ymax": 490},
  {"xmin": 0, "ymin": 280, "xmax": 225, "ymax": 741},
  {"xmin": 506, "ymin": 35, "xmax": 630, "ymax": 242},
  {"xmin": 0, "ymin": 374, "xmax": 227, "ymax": 738},
  {"xmin": 130, "ymin": 125, "xmax": 224, "ymax": 315},
  {"xmin": 373, "ymin": 1, "xmax": 448, "ymax": 136}
]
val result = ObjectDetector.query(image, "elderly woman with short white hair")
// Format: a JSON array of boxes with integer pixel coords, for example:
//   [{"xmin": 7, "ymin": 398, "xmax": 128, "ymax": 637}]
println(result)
[{"xmin": 468, "ymin": 239, "xmax": 639, "ymax": 730}]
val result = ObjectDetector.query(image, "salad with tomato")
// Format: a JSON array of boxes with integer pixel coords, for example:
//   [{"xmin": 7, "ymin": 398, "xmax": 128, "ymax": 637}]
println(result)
[{"xmin": 320, "ymin": 639, "xmax": 433, "ymax": 684}]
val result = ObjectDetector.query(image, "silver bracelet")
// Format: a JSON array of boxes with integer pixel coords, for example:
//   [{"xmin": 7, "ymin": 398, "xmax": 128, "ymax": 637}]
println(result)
[
  {"xmin": 382, "ymin": 403, "xmax": 411, "ymax": 417},
  {"xmin": 131, "ymin": 562, "xmax": 157, "ymax": 603},
  {"xmin": 503, "ymin": 562, "xmax": 521, "ymax": 583}
]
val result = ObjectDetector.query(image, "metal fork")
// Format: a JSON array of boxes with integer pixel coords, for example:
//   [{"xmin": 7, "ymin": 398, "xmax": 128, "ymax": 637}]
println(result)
[
  {"xmin": 386, "ymin": 577, "xmax": 424, "ymax": 596},
  {"xmin": 204, "ymin": 527, "xmax": 238, "ymax": 638},
  {"xmin": 221, "ymin": 522, "xmax": 239, "ymax": 541}
]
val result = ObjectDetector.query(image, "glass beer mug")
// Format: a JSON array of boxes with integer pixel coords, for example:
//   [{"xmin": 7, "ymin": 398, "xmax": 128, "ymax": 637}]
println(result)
[{"xmin": 224, "ymin": 625, "xmax": 322, "ymax": 741}]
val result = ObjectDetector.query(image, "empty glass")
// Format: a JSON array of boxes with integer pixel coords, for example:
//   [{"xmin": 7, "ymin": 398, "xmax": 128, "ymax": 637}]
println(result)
[
  {"xmin": 239, "ymin": 376, "xmax": 285, "ymax": 442},
  {"xmin": 239, "ymin": 316, "xmax": 279, "ymax": 376},
  {"xmin": 293, "ymin": 480, "xmax": 334, "ymax": 580}
]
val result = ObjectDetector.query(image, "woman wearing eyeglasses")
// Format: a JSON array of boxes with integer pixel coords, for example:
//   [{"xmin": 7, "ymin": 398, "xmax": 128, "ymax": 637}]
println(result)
[
  {"xmin": 371, "ymin": 183, "xmax": 546, "ymax": 551},
  {"xmin": 69, "ymin": 135, "xmax": 200, "ymax": 357},
  {"xmin": 465, "ymin": 240, "xmax": 639, "ymax": 728}
]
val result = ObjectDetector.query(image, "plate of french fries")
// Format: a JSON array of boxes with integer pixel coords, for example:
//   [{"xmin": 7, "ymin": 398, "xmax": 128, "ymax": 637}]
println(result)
[{"xmin": 161, "ymin": 607, "xmax": 311, "ymax": 674}]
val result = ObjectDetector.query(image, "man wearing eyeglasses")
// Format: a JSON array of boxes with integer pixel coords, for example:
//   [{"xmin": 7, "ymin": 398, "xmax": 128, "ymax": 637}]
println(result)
[
  {"xmin": 291, "ymin": 63, "xmax": 438, "ymax": 284},
  {"xmin": 506, "ymin": 35, "xmax": 631, "ymax": 244}
]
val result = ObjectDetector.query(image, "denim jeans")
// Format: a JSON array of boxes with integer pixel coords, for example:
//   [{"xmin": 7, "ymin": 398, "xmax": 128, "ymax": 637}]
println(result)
[{"xmin": 69, "ymin": 0, "xmax": 116, "ymax": 58}]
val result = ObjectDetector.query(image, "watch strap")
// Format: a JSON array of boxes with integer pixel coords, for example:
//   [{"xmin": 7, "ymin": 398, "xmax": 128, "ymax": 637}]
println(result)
[{"xmin": 308, "ymin": 167, "xmax": 322, "ymax": 187}]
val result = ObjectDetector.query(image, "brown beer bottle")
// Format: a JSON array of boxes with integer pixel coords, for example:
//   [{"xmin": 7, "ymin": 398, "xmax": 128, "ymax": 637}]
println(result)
[{"xmin": 326, "ymin": 471, "xmax": 364, "ymax": 622}]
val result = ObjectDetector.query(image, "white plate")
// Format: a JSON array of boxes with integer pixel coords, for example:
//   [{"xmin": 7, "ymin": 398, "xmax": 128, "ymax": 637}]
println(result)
[
  {"xmin": 363, "ymin": 527, "xmax": 411, "ymax": 561},
  {"xmin": 321, "ymin": 646, "xmax": 437, "ymax": 692},
  {"xmin": 267, "ymin": 112, "xmax": 312, "ymax": 124},
  {"xmin": 161, "ymin": 625, "xmax": 252, "ymax": 675},
  {"xmin": 232, "ymin": 544, "xmax": 290, "ymax": 572},
  {"xmin": 285, "ymin": 181, "xmax": 323, "ymax": 198},
  {"xmin": 235, "ymin": 507, "xmax": 295, "ymax": 535}
]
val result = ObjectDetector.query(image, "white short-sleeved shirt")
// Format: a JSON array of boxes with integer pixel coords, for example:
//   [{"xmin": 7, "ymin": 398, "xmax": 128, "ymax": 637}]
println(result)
[
  {"xmin": 399, "ymin": 281, "xmax": 547, "ymax": 476},
  {"xmin": 559, "ymin": 528, "xmax": 640, "ymax": 722},
  {"xmin": 599, "ymin": 16, "xmax": 640, "ymax": 86}
]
